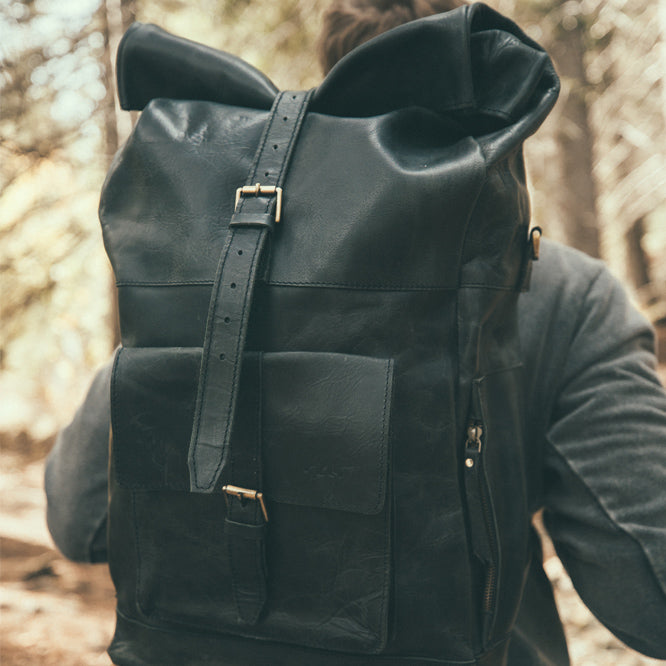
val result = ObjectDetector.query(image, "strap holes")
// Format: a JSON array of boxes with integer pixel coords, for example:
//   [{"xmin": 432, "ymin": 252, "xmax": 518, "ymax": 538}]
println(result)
[
  {"xmin": 219, "ymin": 353, "xmax": 225, "ymax": 360},
  {"xmin": 283, "ymin": 116, "xmax": 288, "ymax": 121},
  {"xmin": 264, "ymin": 171, "xmax": 270, "ymax": 177},
  {"xmin": 272, "ymin": 144, "xmax": 278, "ymax": 150},
  {"xmin": 230, "ymin": 282, "xmax": 236, "ymax": 289},
  {"xmin": 237, "ymin": 249, "xmax": 243, "ymax": 256},
  {"xmin": 224, "ymin": 316, "xmax": 231, "ymax": 323}
]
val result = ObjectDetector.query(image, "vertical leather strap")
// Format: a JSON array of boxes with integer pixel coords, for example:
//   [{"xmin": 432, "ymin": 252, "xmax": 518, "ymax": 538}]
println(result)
[
  {"xmin": 188, "ymin": 90, "xmax": 313, "ymax": 493},
  {"xmin": 224, "ymin": 353, "xmax": 267, "ymax": 624}
]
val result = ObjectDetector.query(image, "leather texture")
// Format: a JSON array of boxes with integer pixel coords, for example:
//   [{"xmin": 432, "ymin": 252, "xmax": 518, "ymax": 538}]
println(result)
[
  {"xmin": 111, "ymin": 349, "xmax": 393, "ymax": 509},
  {"xmin": 110, "ymin": 346, "xmax": 394, "ymax": 649},
  {"xmin": 103, "ymin": 4, "xmax": 559, "ymax": 665},
  {"xmin": 116, "ymin": 22, "xmax": 277, "ymax": 112}
]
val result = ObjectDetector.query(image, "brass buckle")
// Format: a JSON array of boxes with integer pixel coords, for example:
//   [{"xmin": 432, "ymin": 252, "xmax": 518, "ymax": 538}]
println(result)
[
  {"xmin": 234, "ymin": 183, "xmax": 283, "ymax": 223},
  {"xmin": 222, "ymin": 484, "xmax": 269, "ymax": 522}
]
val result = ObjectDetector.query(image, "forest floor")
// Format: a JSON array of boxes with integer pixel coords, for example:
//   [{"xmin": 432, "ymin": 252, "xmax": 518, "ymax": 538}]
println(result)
[{"xmin": 1, "ymin": 415, "xmax": 665, "ymax": 665}]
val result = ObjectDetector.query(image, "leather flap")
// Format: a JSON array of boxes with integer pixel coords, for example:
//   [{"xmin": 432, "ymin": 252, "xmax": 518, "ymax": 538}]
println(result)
[
  {"xmin": 260, "ymin": 352, "xmax": 393, "ymax": 514},
  {"xmin": 312, "ymin": 3, "xmax": 559, "ymax": 151},
  {"xmin": 116, "ymin": 22, "xmax": 278, "ymax": 111},
  {"xmin": 111, "ymin": 347, "xmax": 393, "ymax": 515},
  {"xmin": 313, "ymin": 4, "xmax": 557, "ymax": 119},
  {"xmin": 117, "ymin": 4, "xmax": 558, "ymax": 144}
]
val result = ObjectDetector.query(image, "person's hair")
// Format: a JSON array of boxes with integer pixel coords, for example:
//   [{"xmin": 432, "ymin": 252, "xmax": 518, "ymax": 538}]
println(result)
[{"xmin": 317, "ymin": 0, "xmax": 467, "ymax": 74}]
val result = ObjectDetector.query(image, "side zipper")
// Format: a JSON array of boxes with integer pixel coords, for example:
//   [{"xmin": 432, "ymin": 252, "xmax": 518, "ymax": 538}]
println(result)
[{"xmin": 463, "ymin": 416, "xmax": 500, "ymax": 648}]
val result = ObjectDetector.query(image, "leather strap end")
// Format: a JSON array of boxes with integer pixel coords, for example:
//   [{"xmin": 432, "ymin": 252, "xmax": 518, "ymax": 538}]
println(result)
[
  {"xmin": 187, "ymin": 441, "xmax": 225, "ymax": 493},
  {"xmin": 225, "ymin": 517, "xmax": 268, "ymax": 625}
]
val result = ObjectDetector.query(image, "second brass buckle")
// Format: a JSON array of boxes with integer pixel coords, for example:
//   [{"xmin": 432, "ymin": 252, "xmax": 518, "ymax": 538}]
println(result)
[
  {"xmin": 234, "ymin": 183, "xmax": 283, "ymax": 223},
  {"xmin": 222, "ymin": 484, "xmax": 269, "ymax": 522}
]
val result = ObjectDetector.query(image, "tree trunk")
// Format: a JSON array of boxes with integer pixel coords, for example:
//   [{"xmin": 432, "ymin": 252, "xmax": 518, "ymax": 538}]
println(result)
[
  {"xmin": 659, "ymin": 0, "xmax": 666, "ymax": 123},
  {"xmin": 100, "ymin": 0, "xmax": 136, "ymax": 349},
  {"xmin": 549, "ymin": 19, "xmax": 601, "ymax": 258},
  {"xmin": 121, "ymin": 0, "xmax": 137, "ymax": 31},
  {"xmin": 625, "ymin": 218, "xmax": 651, "ymax": 292},
  {"xmin": 100, "ymin": 4, "xmax": 119, "ymax": 167},
  {"xmin": 99, "ymin": 0, "xmax": 121, "ymax": 348}
]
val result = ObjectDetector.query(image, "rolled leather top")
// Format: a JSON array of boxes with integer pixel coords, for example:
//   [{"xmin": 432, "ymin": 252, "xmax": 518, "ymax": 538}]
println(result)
[{"xmin": 116, "ymin": 3, "xmax": 559, "ymax": 149}]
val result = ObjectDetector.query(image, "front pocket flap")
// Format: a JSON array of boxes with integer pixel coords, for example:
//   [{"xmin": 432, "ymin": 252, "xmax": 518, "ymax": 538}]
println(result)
[
  {"xmin": 261, "ymin": 352, "xmax": 393, "ymax": 515},
  {"xmin": 111, "ymin": 348, "xmax": 393, "ymax": 515}
]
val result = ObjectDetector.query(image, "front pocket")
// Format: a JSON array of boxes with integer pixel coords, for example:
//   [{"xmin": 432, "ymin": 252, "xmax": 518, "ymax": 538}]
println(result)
[{"xmin": 110, "ymin": 347, "xmax": 394, "ymax": 654}]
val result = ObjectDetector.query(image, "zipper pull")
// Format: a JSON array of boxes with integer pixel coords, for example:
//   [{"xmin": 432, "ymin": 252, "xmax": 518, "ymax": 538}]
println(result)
[
  {"xmin": 463, "ymin": 419, "xmax": 498, "ymax": 646},
  {"xmin": 464, "ymin": 423, "xmax": 483, "ymax": 469}
]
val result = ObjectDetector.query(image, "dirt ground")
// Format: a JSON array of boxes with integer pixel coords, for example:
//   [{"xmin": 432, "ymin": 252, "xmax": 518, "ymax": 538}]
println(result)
[{"xmin": 1, "ymin": 434, "xmax": 664, "ymax": 666}]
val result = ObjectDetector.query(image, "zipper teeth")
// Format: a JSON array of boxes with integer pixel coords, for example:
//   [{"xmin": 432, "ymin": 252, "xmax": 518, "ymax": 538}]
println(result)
[
  {"xmin": 479, "ymin": 464, "xmax": 498, "ymax": 613},
  {"xmin": 480, "ymin": 485, "xmax": 498, "ymax": 612},
  {"xmin": 467, "ymin": 422, "xmax": 499, "ymax": 614},
  {"xmin": 484, "ymin": 573, "xmax": 495, "ymax": 612}
]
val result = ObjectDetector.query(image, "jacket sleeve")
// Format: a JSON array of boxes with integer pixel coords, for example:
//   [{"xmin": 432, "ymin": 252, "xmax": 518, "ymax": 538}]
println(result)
[
  {"xmin": 45, "ymin": 359, "xmax": 113, "ymax": 563},
  {"xmin": 537, "ymin": 260, "xmax": 666, "ymax": 657}
]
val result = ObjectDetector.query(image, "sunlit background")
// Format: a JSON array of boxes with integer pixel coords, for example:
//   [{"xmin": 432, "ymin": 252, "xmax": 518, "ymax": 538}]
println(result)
[
  {"xmin": 1, "ymin": 0, "xmax": 664, "ymax": 439},
  {"xmin": 1, "ymin": 1, "xmax": 665, "ymax": 664},
  {"xmin": 0, "ymin": 0, "xmax": 328, "ymax": 440}
]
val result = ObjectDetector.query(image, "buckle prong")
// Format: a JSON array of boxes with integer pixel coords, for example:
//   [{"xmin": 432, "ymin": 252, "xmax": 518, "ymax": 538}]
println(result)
[
  {"xmin": 234, "ymin": 184, "xmax": 283, "ymax": 223},
  {"xmin": 222, "ymin": 484, "xmax": 269, "ymax": 522}
]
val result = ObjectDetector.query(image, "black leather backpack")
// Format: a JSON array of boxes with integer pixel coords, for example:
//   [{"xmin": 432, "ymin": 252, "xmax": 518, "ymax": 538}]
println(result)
[{"xmin": 102, "ymin": 4, "xmax": 559, "ymax": 664}]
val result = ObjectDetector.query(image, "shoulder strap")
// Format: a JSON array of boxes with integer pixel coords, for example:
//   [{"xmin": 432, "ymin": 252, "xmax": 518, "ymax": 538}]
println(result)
[{"xmin": 188, "ymin": 90, "xmax": 313, "ymax": 493}]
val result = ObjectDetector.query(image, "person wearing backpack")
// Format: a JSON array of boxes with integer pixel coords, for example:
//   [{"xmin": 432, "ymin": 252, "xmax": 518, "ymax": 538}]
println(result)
[{"xmin": 46, "ymin": 1, "xmax": 666, "ymax": 664}]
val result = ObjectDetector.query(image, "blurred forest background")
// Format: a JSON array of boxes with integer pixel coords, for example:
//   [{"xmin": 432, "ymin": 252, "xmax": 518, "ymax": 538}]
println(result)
[
  {"xmin": 1, "ymin": 0, "xmax": 665, "ymax": 439},
  {"xmin": 1, "ymin": 0, "xmax": 665, "ymax": 664},
  {"xmin": 1, "ymin": 0, "xmax": 665, "ymax": 442}
]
